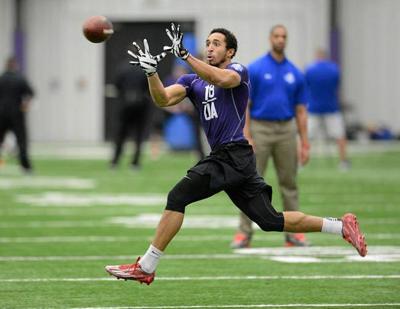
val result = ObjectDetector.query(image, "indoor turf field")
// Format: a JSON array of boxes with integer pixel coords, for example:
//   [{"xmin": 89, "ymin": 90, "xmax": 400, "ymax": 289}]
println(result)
[{"xmin": 0, "ymin": 143, "xmax": 399, "ymax": 308}]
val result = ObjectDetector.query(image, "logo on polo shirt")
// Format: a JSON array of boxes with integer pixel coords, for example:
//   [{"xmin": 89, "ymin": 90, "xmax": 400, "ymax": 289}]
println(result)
[
  {"xmin": 264, "ymin": 73, "xmax": 272, "ymax": 80},
  {"xmin": 284, "ymin": 72, "xmax": 295, "ymax": 84}
]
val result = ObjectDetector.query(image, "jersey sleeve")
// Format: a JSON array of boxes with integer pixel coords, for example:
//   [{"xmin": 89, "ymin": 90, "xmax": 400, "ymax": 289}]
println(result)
[
  {"xmin": 295, "ymin": 72, "xmax": 307, "ymax": 105},
  {"xmin": 226, "ymin": 63, "xmax": 248, "ymax": 85},
  {"xmin": 176, "ymin": 74, "xmax": 196, "ymax": 96}
]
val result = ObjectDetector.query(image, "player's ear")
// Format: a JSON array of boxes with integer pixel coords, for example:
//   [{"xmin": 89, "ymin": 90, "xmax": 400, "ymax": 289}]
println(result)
[{"xmin": 226, "ymin": 48, "xmax": 235, "ymax": 59}]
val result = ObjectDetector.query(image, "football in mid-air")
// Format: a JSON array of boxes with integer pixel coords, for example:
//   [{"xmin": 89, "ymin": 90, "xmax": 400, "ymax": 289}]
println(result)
[{"xmin": 82, "ymin": 15, "xmax": 113, "ymax": 43}]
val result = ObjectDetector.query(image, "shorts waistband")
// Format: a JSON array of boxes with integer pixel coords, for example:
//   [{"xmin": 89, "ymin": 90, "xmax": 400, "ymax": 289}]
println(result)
[{"xmin": 211, "ymin": 140, "xmax": 249, "ymax": 153}]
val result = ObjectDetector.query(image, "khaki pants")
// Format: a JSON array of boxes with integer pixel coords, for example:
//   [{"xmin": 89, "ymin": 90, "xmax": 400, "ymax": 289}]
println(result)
[{"xmin": 239, "ymin": 119, "xmax": 299, "ymax": 236}]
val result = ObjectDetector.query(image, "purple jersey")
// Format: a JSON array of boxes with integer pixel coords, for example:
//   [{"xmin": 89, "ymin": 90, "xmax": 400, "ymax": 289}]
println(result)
[{"xmin": 176, "ymin": 63, "xmax": 249, "ymax": 150}]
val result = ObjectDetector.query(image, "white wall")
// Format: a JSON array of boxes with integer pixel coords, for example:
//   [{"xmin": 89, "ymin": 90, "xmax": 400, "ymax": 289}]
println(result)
[
  {"xmin": 0, "ymin": 0, "xmax": 15, "ymax": 65},
  {"xmin": 23, "ymin": 0, "xmax": 104, "ymax": 142},
  {"xmin": 339, "ymin": 0, "xmax": 400, "ymax": 131},
  {"xmin": 23, "ymin": 0, "xmax": 329, "ymax": 142}
]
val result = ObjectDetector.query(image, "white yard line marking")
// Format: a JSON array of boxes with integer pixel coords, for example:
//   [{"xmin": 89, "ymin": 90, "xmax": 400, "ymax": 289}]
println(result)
[
  {"xmin": 1, "ymin": 212, "xmax": 399, "ymax": 229},
  {"xmin": 1, "ymin": 246, "xmax": 400, "ymax": 263},
  {"xmin": 17, "ymin": 192, "xmax": 165, "ymax": 206},
  {"xmin": 0, "ymin": 254, "xmax": 247, "ymax": 261},
  {"xmin": 1, "ymin": 217, "xmax": 400, "ymax": 235},
  {"xmin": 0, "ymin": 177, "xmax": 95, "ymax": 189},
  {"xmin": 233, "ymin": 246, "xmax": 400, "ymax": 256},
  {"xmin": 0, "ymin": 221, "xmax": 106, "ymax": 228},
  {"xmin": 269, "ymin": 255, "xmax": 400, "ymax": 263},
  {"xmin": 72, "ymin": 304, "xmax": 400, "ymax": 309},
  {"xmin": 0, "ymin": 236, "xmax": 142, "ymax": 243},
  {"xmin": 1, "ymin": 274, "xmax": 400, "ymax": 283},
  {"xmin": 109, "ymin": 215, "xmax": 400, "ymax": 229},
  {"xmin": 0, "ymin": 234, "xmax": 398, "ymax": 243},
  {"xmin": 0, "ymin": 214, "xmax": 400, "ymax": 231},
  {"xmin": 0, "ymin": 235, "xmax": 245, "ymax": 243}
]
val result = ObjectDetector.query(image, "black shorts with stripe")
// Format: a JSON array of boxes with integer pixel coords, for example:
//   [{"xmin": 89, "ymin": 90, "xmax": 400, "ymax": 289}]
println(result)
[{"xmin": 166, "ymin": 140, "xmax": 284, "ymax": 232}]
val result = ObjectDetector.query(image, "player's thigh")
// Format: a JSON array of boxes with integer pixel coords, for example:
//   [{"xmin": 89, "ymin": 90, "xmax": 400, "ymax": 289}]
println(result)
[
  {"xmin": 166, "ymin": 171, "xmax": 219, "ymax": 212},
  {"xmin": 226, "ymin": 187, "xmax": 284, "ymax": 232}
]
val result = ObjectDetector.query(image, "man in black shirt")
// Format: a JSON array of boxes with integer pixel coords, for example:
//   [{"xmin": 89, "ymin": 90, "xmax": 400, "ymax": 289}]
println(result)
[
  {"xmin": 110, "ymin": 62, "xmax": 151, "ymax": 170},
  {"xmin": 0, "ymin": 56, "xmax": 34, "ymax": 173}
]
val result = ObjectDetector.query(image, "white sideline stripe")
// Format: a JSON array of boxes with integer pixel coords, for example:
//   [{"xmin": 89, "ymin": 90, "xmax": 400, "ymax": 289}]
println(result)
[
  {"xmin": 0, "ymin": 254, "xmax": 246, "ymax": 261},
  {"xmin": 2, "ymin": 274, "xmax": 400, "ymax": 283},
  {"xmin": 0, "ymin": 177, "xmax": 95, "ymax": 189},
  {"xmin": 0, "ymin": 236, "xmax": 149, "ymax": 243},
  {"xmin": 2, "ymin": 223, "xmax": 400, "ymax": 234},
  {"xmin": 73, "ymin": 304, "xmax": 400, "ymax": 309},
  {"xmin": 233, "ymin": 246, "xmax": 400, "ymax": 256},
  {"xmin": 0, "ymin": 234, "xmax": 399, "ymax": 243},
  {"xmin": 1, "ymin": 213, "xmax": 399, "ymax": 229},
  {"xmin": 1, "ymin": 246, "xmax": 400, "ymax": 262},
  {"xmin": 17, "ymin": 192, "xmax": 165, "ymax": 206},
  {"xmin": 108, "ymin": 214, "xmax": 400, "ymax": 229},
  {"xmin": 0, "ymin": 221, "xmax": 105, "ymax": 228}
]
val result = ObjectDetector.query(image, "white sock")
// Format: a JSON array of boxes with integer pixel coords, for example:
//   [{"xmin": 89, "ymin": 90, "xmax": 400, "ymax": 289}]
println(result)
[
  {"xmin": 321, "ymin": 217, "xmax": 343, "ymax": 235},
  {"xmin": 139, "ymin": 244, "xmax": 163, "ymax": 273}
]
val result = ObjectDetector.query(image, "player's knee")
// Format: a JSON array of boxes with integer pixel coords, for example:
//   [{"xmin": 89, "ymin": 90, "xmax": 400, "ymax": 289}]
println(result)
[
  {"xmin": 284, "ymin": 211, "xmax": 305, "ymax": 224},
  {"xmin": 258, "ymin": 216, "xmax": 284, "ymax": 232},
  {"xmin": 248, "ymin": 190, "xmax": 285, "ymax": 232},
  {"xmin": 165, "ymin": 188, "xmax": 186, "ymax": 213}
]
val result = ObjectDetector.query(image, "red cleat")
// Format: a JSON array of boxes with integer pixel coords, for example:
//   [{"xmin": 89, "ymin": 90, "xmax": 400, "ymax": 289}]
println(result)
[
  {"xmin": 285, "ymin": 233, "xmax": 310, "ymax": 247},
  {"xmin": 105, "ymin": 257, "xmax": 155, "ymax": 285},
  {"xmin": 342, "ymin": 213, "xmax": 367, "ymax": 257},
  {"xmin": 230, "ymin": 232, "xmax": 251, "ymax": 249}
]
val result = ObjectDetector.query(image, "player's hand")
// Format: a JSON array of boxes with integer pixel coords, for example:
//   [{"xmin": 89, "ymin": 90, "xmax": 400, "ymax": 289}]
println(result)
[
  {"xmin": 299, "ymin": 142, "xmax": 310, "ymax": 166},
  {"xmin": 127, "ymin": 39, "xmax": 167, "ymax": 77},
  {"xmin": 163, "ymin": 23, "xmax": 190, "ymax": 60}
]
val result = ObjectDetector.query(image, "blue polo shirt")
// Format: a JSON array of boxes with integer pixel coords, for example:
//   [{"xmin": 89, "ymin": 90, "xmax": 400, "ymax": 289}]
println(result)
[
  {"xmin": 305, "ymin": 60, "xmax": 340, "ymax": 114},
  {"xmin": 248, "ymin": 53, "xmax": 306, "ymax": 121}
]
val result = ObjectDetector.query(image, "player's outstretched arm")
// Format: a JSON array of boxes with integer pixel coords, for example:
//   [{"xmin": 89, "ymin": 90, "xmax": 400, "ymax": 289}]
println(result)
[
  {"xmin": 186, "ymin": 55, "xmax": 241, "ymax": 89},
  {"xmin": 127, "ymin": 39, "xmax": 186, "ymax": 107},
  {"xmin": 163, "ymin": 23, "xmax": 240, "ymax": 89},
  {"xmin": 148, "ymin": 80, "xmax": 187, "ymax": 107}
]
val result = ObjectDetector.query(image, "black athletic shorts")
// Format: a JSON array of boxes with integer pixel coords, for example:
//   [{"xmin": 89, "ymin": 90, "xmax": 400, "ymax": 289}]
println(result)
[{"xmin": 189, "ymin": 140, "xmax": 272, "ymax": 200}]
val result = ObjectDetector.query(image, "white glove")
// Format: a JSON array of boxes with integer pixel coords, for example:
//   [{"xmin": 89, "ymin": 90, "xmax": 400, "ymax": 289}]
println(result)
[
  {"xmin": 127, "ymin": 39, "xmax": 166, "ymax": 76},
  {"xmin": 163, "ymin": 23, "xmax": 190, "ymax": 60}
]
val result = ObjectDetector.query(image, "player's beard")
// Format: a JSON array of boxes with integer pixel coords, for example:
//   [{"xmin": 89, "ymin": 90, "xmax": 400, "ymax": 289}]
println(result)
[
  {"xmin": 208, "ymin": 55, "xmax": 227, "ymax": 68},
  {"xmin": 272, "ymin": 44, "xmax": 285, "ymax": 55}
]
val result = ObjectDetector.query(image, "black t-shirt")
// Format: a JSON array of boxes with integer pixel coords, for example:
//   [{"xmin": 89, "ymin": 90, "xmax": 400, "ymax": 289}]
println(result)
[
  {"xmin": 0, "ymin": 71, "xmax": 34, "ymax": 115},
  {"xmin": 114, "ymin": 65, "xmax": 149, "ymax": 107}
]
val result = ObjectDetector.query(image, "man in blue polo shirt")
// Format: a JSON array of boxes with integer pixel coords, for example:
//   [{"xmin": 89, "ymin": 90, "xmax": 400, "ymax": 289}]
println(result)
[
  {"xmin": 305, "ymin": 49, "xmax": 350, "ymax": 170},
  {"xmin": 232, "ymin": 24, "xmax": 310, "ymax": 248}
]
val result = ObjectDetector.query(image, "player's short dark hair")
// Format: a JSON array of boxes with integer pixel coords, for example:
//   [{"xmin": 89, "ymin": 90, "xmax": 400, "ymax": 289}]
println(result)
[
  {"xmin": 270, "ymin": 24, "xmax": 287, "ymax": 35},
  {"xmin": 209, "ymin": 28, "xmax": 238, "ymax": 58}
]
